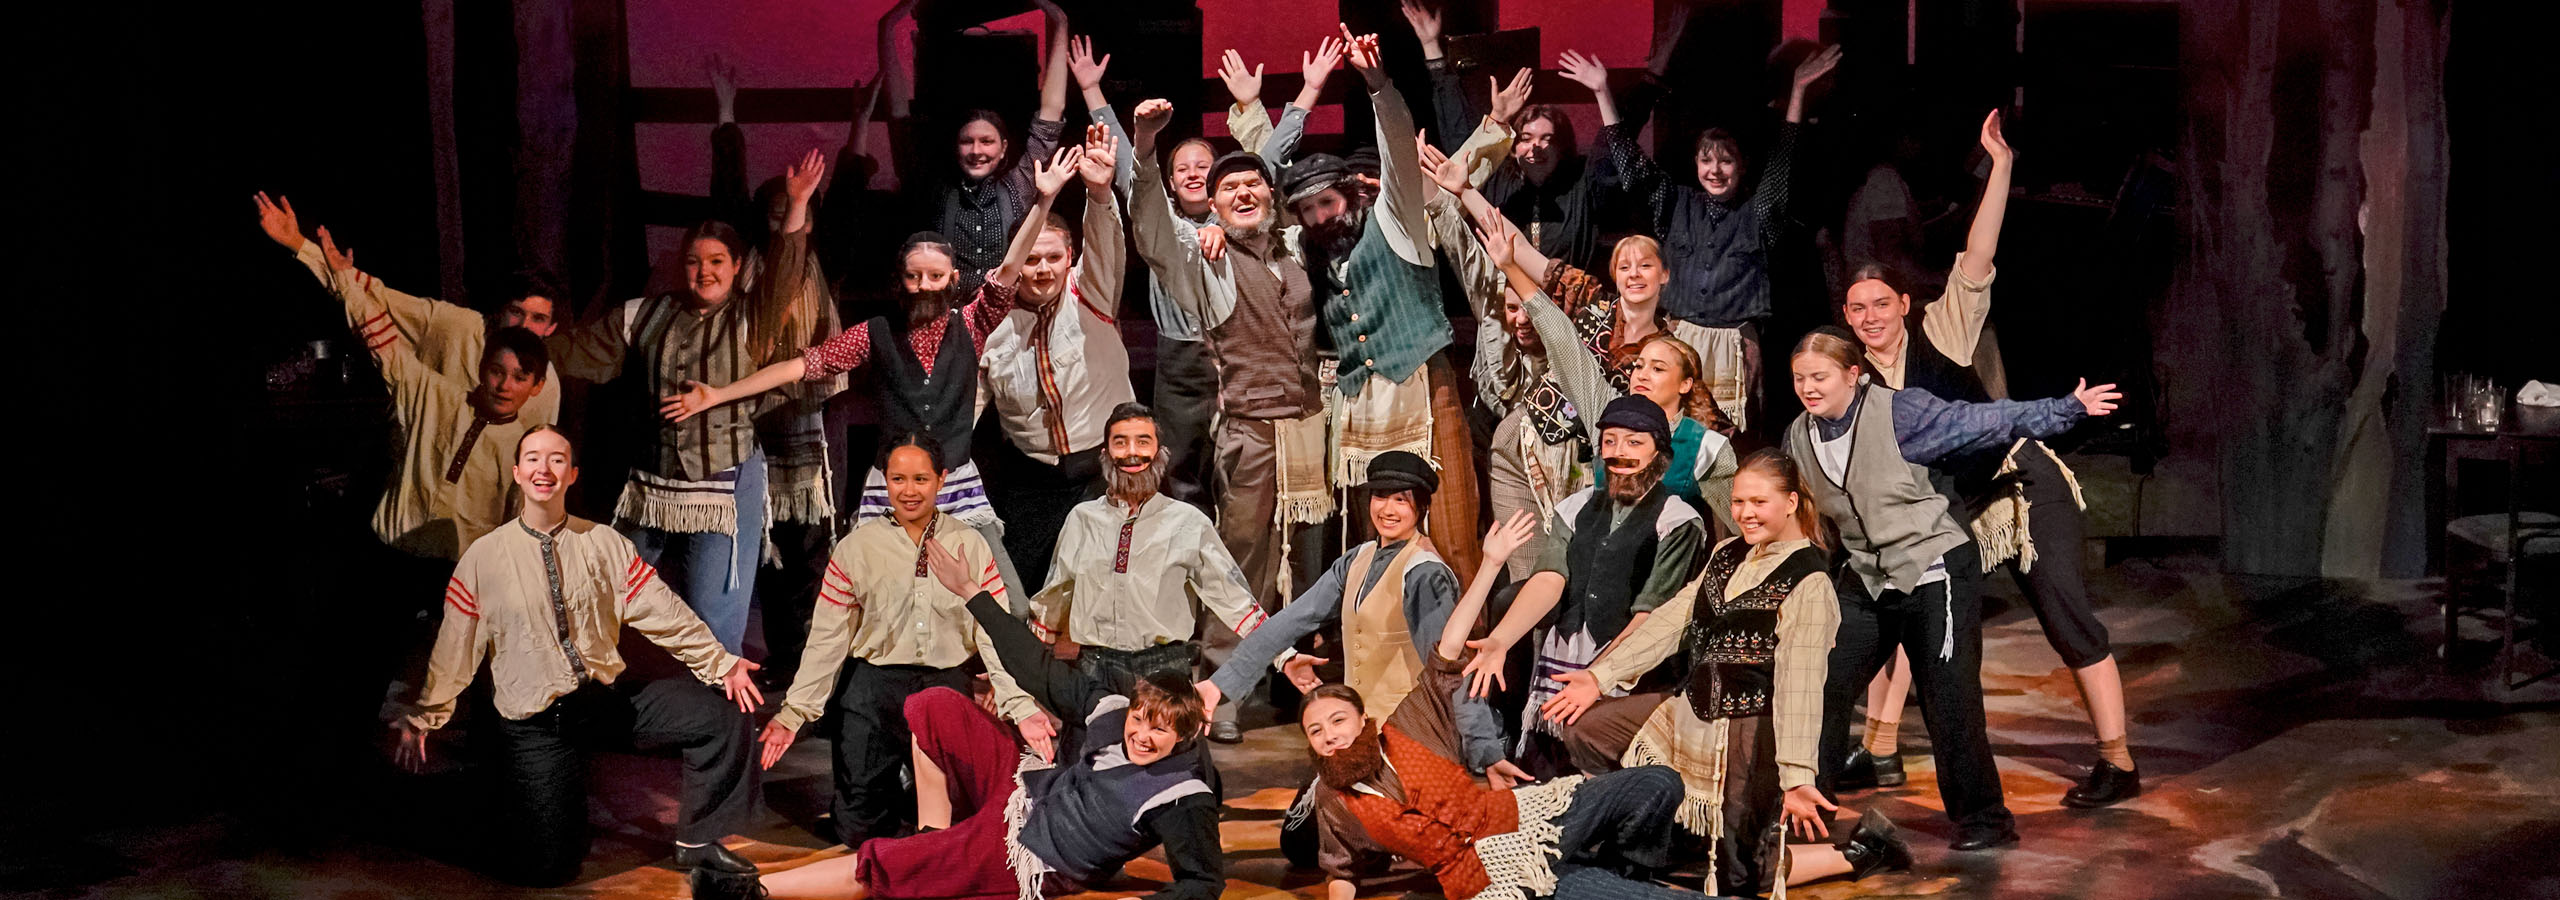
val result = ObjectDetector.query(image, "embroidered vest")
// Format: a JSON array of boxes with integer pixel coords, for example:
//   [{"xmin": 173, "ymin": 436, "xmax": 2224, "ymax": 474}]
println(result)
[
  {"xmin": 1683, "ymin": 540, "xmax": 1828, "ymax": 720},
  {"xmin": 866, "ymin": 312, "xmax": 976, "ymax": 469}
]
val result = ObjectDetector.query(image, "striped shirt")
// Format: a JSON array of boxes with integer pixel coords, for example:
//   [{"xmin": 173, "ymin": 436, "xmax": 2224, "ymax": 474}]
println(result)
[{"xmin": 771, "ymin": 512, "xmax": 1039, "ymax": 731}]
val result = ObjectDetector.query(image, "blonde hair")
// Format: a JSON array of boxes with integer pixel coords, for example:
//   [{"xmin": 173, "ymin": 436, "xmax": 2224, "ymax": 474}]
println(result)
[
  {"xmin": 1630, "ymin": 332, "xmax": 1727, "ymax": 428},
  {"xmin": 1735, "ymin": 448, "xmax": 1828, "ymax": 552},
  {"xmin": 1790, "ymin": 328, "xmax": 1866, "ymax": 378}
]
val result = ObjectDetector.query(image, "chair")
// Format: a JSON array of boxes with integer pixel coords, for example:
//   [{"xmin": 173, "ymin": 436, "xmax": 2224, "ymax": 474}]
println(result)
[{"xmin": 2442, "ymin": 437, "xmax": 2557, "ymax": 690}]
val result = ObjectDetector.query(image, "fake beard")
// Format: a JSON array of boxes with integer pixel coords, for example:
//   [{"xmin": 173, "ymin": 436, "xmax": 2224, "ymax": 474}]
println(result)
[
  {"xmin": 1104, "ymin": 449, "xmax": 1167, "ymax": 501},
  {"xmin": 1306, "ymin": 204, "xmax": 1368, "ymax": 259},
  {"xmin": 1311, "ymin": 720, "xmax": 1387, "ymax": 791},
  {"xmin": 1604, "ymin": 454, "xmax": 1671, "ymax": 505},
  {"xmin": 905, "ymin": 287, "xmax": 956, "ymax": 328}
]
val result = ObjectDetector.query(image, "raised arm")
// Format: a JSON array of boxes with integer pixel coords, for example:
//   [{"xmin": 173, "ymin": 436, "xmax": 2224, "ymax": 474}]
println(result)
[
  {"xmin": 1405, "ymin": 0, "xmax": 1470, "ymax": 153},
  {"xmin": 1558, "ymin": 50, "xmax": 1621, "ymax": 128},
  {"xmin": 985, "ymin": 144, "xmax": 1082, "ymax": 291},
  {"xmin": 1032, "ymin": 0, "xmax": 1071, "ymax": 124},
  {"xmin": 1126, "ymin": 100, "xmax": 1209, "ymax": 284},
  {"xmin": 1344, "ymin": 26, "xmax": 1430, "ymax": 265},
  {"xmin": 879, "ymin": 0, "xmax": 916, "ymax": 121},
  {"xmin": 1925, "ymin": 110, "xmax": 2015, "ymax": 363},
  {"xmin": 708, "ymin": 55, "xmax": 753, "ymax": 230},
  {"xmin": 1074, "ymin": 125, "xmax": 1129, "ymax": 312},
  {"xmin": 1068, "ymin": 37, "xmax": 1136, "ymax": 199}
]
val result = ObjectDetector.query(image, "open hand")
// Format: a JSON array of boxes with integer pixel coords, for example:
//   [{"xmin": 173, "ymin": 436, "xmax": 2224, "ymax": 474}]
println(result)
[
  {"xmin": 1479, "ymin": 509, "xmax": 1540, "ymax": 568},
  {"xmin": 1399, "ymin": 0, "xmax": 1442, "ymax": 46},
  {"xmin": 254, "ymin": 192, "xmax": 305, "ymax": 251},
  {"xmin": 1488, "ymin": 68, "xmax": 1534, "ymax": 126},
  {"xmin": 392, "ymin": 721, "xmax": 430, "ymax": 774},
  {"xmin": 1557, "ymin": 50, "xmax": 1610, "ymax": 93},
  {"xmin": 759, "ymin": 719, "xmax": 797, "ymax": 770},
  {"xmin": 708, "ymin": 53, "xmax": 738, "ymax": 116},
  {"xmin": 1486, "ymin": 759, "xmax": 1533, "ymax": 790},
  {"xmin": 2072, "ymin": 379, "xmax": 2122, "ymax": 416},
  {"xmin": 1282, "ymin": 654, "xmax": 1329, "ymax": 692},
  {"xmin": 1069, "ymin": 35, "xmax": 1110, "ymax": 93},
  {"xmin": 317, "ymin": 227, "xmax": 357, "ymax": 273},
  {"xmin": 1078, "ymin": 123, "xmax": 1119, "ymax": 188},
  {"xmin": 721, "ymin": 657, "xmax": 764, "ymax": 713},
  {"xmin": 1980, "ymin": 109, "xmax": 2014, "ymax": 168},
  {"xmin": 1460, "ymin": 636, "xmax": 1511, "ymax": 697},
  {"xmin": 1018, "ymin": 709, "xmax": 1062, "ymax": 762},
  {"xmin": 1472, "ymin": 216, "xmax": 1519, "ymax": 272},
  {"xmin": 1793, "ymin": 44, "xmax": 1844, "ymax": 91},
  {"xmin": 661, "ymin": 380, "xmax": 722, "ymax": 423},
  {"xmin": 1301, "ymin": 36, "xmax": 1347, "ymax": 93},
  {"xmin": 922, "ymin": 538, "xmax": 979, "ymax": 600},
  {"xmin": 1782, "ymin": 784, "xmax": 1838, "ymax": 841},
  {"xmin": 1539, "ymin": 670, "xmax": 1602, "ymax": 725},
  {"xmin": 1339, "ymin": 25, "xmax": 1384, "ymax": 75},
  {"xmin": 1217, "ymin": 50, "xmax": 1264, "ymax": 107},
  {"xmin": 1416, "ymin": 132, "xmax": 1469, "ymax": 195},
  {"xmin": 785, "ymin": 147, "xmax": 826, "ymax": 204},
  {"xmin": 1033, "ymin": 145, "xmax": 1085, "ymax": 198}
]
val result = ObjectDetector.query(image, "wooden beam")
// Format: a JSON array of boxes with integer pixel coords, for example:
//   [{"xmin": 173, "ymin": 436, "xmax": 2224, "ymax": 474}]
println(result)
[{"xmin": 625, "ymin": 69, "xmax": 1647, "ymax": 125}]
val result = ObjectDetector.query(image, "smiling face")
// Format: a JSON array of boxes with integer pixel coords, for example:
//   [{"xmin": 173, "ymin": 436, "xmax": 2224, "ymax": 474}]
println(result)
[
  {"xmin": 512, "ymin": 428, "xmax": 578, "ymax": 505},
  {"xmin": 1213, "ymin": 170, "xmax": 1274, "ymax": 233},
  {"xmin": 1791, "ymin": 352, "xmax": 1860, "ymax": 419},
  {"xmin": 1502, "ymin": 290, "xmax": 1541, "ymax": 353},
  {"xmin": 1107, "ymin": 417, "xmax": 1160, "ymax": 473},
  {"xmin": 475, "ymin": 348, "xmax": 544, "ymax": 419},
  {"xmin": 882, "ymin": 445, "xmax": 946, "ymax": 526},
  {"xmin": 1625, "ymin": 341, "xmax": 1696, "ymax": 417},
  {"xmin": 1841, "ymin": 279, "xmax": 1912, "ymax": 353},
  {"xmin": 1300, "ymin": 696, "xmax": 1364, "ymax": 757},
  {"xmin": 1290, "ymin": 186, "xmax": 1354, "ymax": 232},
  {"xmin": 684, "ymin": 237, "xmax": 740, "ymax": 306},
  {"xmin": 498, "ymin": 295, "xmax": 557, "ymax": 337},
  {"xmin": 1613, "ymin": 242, "xmax": 1665, "ymax": 305},
  {"xmin": 1514, "ymin": 115, "xmax": 1561, "ymax": 175},
  {"xmin": 1021, "ymin": 227, "xmax": 1074, "ymax": 305},
  {"xmin": 1123, "ymin": 709, "xmax": 1181, "ymax": 766},
  {"xmin": 1729, "ymin": 467, "xmax": 1803, "ymax": 546},
  {"xmin": 1600, "ymin": 427, "xmax": 1662, "ymax": 480},
  {"xmin": 956, "ymin": 119, "xmax": 1008, "ymax": 180},
  {"xmin": 1169, "ymin": 141, "xmax": 1216, "ymax": 214},
  {"xmin": 1369, "ymin": 489, "xmax": 1422, "ymax": 543},
  {"xmin": 1696, "ymin": 144, "xmax": 1742, "ymax": 198}
]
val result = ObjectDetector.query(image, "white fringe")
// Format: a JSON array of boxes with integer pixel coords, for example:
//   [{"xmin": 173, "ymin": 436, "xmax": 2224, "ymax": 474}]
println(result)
[
  {"xmin": 1002, "ymin": 750, "xmax": 1058, "ymax": 900},
  {"xmin": 1473, "ymin": 775, "xmax": 1584, "ymax": 900}
]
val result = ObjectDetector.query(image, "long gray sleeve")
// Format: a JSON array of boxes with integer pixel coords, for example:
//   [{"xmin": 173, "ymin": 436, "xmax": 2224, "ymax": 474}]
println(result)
[{"xmin": 1208, "ymin": 555, "xmax": 1350, "ymax": 700}]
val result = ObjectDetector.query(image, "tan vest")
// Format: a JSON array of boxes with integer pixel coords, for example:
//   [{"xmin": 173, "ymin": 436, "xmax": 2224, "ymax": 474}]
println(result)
[{"xmin": 1343, "ymin": 541, "xmax": 1433, "ymax": 720}]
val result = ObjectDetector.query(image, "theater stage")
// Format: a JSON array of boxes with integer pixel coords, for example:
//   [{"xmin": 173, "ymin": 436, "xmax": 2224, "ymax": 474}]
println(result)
[{"xmin": 13, "ymin": 547, "xmax": 2554, "ymax": 900}]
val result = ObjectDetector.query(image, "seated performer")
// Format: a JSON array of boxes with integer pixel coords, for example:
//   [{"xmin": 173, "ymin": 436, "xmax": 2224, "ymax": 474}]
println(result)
[
  {"xmin": 1034, "ymin": 404, "xmax": 1269, "ymax": 696},
  {"xmin": 255, "ymin": 191, "xmax": 564, "ymax": 426},
  {"xmin": 663, "ymin": 145, "xmax": 1089, "ymax": 607},
  {"xmin": 392, "ymin": 427, "xmax": 764, "ymax": 887},
  {"xmin": 1543, "ymin": 450, "xmax": 1912, "ymax": 893},
  {"xmin": 758, "ymin": 540, "xmax": 1224, "ymax": 900},
  {"xmin": 1293, "ymin": 512, "xmax": 1717, "ymax": 900},
  {"xmin": 757, "ymin": 433, "xmax": 1051, "ymax": 848},
  {"xmin": 1462, "ymin": 397, "xmax": 1708, "ymax": 777}
]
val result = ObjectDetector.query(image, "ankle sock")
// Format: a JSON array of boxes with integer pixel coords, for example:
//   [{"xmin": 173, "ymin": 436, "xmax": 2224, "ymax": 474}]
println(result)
[
  {"xmin": 2096, "ymin": 736, "xmax": 2133, "ymax": 770},
  {"xmin": 1863, "ymin": 717, "xmax": 1899, "ymax": 756}
]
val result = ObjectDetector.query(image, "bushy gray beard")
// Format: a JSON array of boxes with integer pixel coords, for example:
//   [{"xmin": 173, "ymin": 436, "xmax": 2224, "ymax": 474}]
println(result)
[{"xmin": 1104, "ymin": 448, "xmax": 1168, "ymax": 503}]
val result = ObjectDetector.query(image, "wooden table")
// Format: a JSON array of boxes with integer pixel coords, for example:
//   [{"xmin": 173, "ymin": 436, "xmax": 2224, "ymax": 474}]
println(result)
[{"xmin": 2427, "ymin": 403, "xmax": 2559, "ymax": 575}]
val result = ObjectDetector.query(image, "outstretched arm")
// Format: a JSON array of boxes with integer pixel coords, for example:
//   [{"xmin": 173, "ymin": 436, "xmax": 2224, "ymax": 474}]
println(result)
[
  {"xmin": 1346, "ymin": 25, "xmax": 1431, "ymax": 265},
  {"xmin": 1890, "ymin": 381, "xmax": 2117, "ymax": 465},
  {"xmin": 1924, "ymin": 110, "xmax": 2015, "ymax": 364},
  {"xmin": 1558, "ymin": 50, "xmax": 1621, "ymax": 127},
  {"xmin": 1033, "ymin": 0, "xmax": 1072, "ymax": 123}
]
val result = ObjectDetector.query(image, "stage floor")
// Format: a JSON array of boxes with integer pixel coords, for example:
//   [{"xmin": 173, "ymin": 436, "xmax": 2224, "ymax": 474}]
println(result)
[{"xmin": 20, "ymin": 549, "xmax": 2556, "ymax": 899}]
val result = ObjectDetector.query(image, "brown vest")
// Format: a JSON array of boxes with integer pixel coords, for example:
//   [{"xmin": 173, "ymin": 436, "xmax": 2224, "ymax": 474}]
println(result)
[
  {"xmin": 1344, "ymin": 540, "xmax": 1430, "ymax": 720},
  {"xmin": 1206, "ymin": 237, "xmax": 1320, "ymax": 419}
]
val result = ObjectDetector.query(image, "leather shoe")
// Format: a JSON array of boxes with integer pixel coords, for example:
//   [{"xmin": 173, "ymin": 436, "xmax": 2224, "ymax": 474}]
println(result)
[
  {"xmin": 1209, "ymin": 720, "xmax": 1244, "ymax": 744},
  {"xmin": 1949, "ymin": 823, "xmax": 2019, "ymax": 852},
  {"xmin": 1837, "ymin": 746, "xmax": 1905, "ymax": 790},
  {"xmin": 676, "ymin": 842, "xmax": 759, "ymax": 875},
  {"xmin": 689, "ymin": 866, "xmax": 770, "ymax": 900},
  {"xmin": 2064, "ymin": 760, "xmax": 2142, "ymax": 808},
  {"xmin": 1841, "ymin": 808, "xmax": 1913, "ymax": 879}
]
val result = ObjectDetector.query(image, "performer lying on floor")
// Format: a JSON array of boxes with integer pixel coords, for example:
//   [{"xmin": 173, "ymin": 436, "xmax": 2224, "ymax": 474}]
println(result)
[{"xmin": 756, "ymin": 539, "xmax": 1225, "ymax": 900}]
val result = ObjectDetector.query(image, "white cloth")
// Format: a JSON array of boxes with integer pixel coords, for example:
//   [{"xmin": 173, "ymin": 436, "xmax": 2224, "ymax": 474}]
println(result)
[
  {"xmin": 2519, "ymin": 380, "xmax": 2560, "ymax": 408},
  {"xmin": 1032, "ymin": 493, "xmax": 1269, "ymax": 650}
]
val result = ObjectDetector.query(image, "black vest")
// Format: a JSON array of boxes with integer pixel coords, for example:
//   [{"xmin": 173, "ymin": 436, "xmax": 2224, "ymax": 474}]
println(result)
[
  {"xmin": 1561, "ymin": 486, "xmax": 1680, "ymax": 641},
  {"xmin": 1898, "ymin": 306, "xmax": 2009, "ymax": 504},
  {"xmin": 867, "ymin": 312, "xmax": 976, "ymax": 468},
  {"xmin": 1682, "ymin": 540, "xmax": 1828, "ymax": 720},
  {"xmin": 1016, "ymin": 704, "xmax": 1212, "ymax": 886}
]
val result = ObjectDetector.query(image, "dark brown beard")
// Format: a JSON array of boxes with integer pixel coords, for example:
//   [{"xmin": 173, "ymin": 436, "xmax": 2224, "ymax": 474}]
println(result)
[
  {"xmin": 1103, "ymin": 449, "xmax": 1167, "ymax": 502},
  {"xmin": 1605, "ymin": 453, "xmax": 1671, "ymax": 505},
  {"xmin": 1311, "ymin": 720, "xmax": 1385, "ymax": 791},
  {"xmin": 905, "ymin": 287, "xmax": 955, "ymax": 328}
]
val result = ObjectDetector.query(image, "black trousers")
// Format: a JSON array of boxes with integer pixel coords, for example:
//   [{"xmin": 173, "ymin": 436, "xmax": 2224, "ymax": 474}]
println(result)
[
  {"xmin": 982, "ymin": 443, "xmax": 1103, "ymax": 592},
  {"xmin": 1152, "ymin": 335, "xmax": 1218, "ymax": 507},
  {"xmin": 1996, "ymin": 446, "xmax": 2113, "ymax": 669},
  {"xmin": 1816, "ymin": 546, "xmax": 2015, "ymax": 833},
  {"xmin": 759, "ymin": 518, "xmax": 835, "ymax": 679},
  {"xmin": 831, "ymin": 659, "xmax": 973, "ymax": 844},
  {"xmin": 1077, "ymin": 642, "xmax": 1201, "ymax": 696},
  {"xmin": 481, "ymin": 678, "xmax": 757, "ymax": 887}
]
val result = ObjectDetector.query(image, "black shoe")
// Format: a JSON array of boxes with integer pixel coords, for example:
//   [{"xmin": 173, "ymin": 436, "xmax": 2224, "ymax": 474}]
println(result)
[
  {"xmin": 1949, "ymin": 823, "xmax": 2019, "ymax": 852},
  {"xmin": 2064, "ymin": 760, "xmax": 2142, "ymax": 808},
  {"xmin": 1838, "ymin": 746, "xmax": 1906, "ymax": 789},
  {"xmin": 1209, "ymin": 720, "xmax": 1244, "ymax": 744},
  {"xmin": 1840, "ymin": 808, "xmax": 1913, "ymax": 879},
  {"xmin": 1752, "ymin": 820, "xmax": 1789, "ymax": 889},
  {"xmin": 689, "ymin": 866, "xmax": 770, "ymax": 900},
  {"xmin": 675, "ymin": 842, "xmax": 759, "ymax": 875}
]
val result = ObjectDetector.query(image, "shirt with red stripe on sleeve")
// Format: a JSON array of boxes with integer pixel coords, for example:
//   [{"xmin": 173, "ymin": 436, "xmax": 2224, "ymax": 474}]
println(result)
[
  {"xmin": 771, "ymin": 511, "xmax": 1039, "ymax": 731},
  {"xmin": 798, "ymin": 282, "xmax": 1022, "ymax": 381},
  {"xmin": 403, "ymin": 516, "xmax": 741, "ymax": 731}
]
